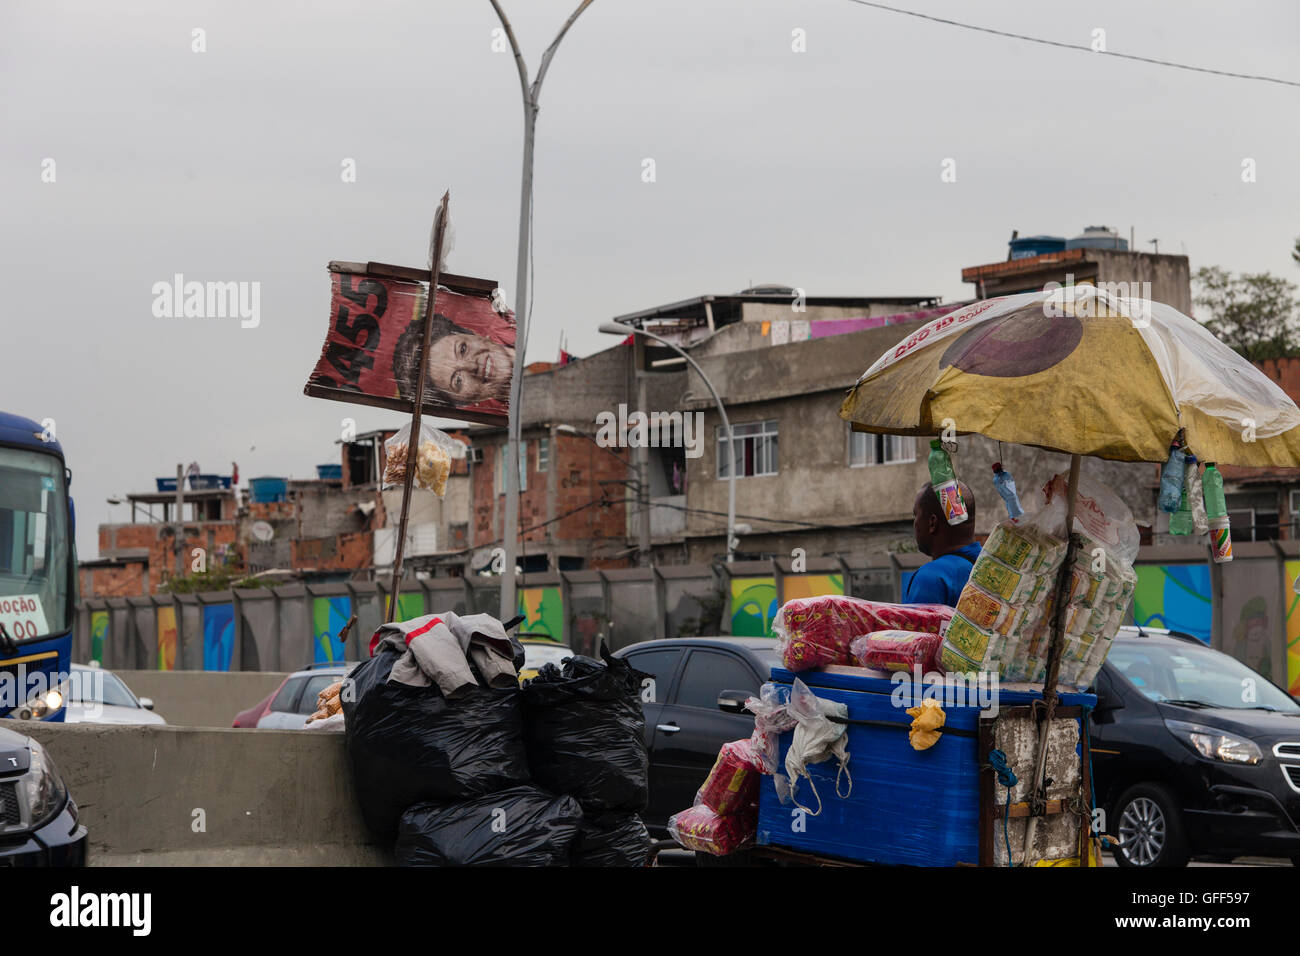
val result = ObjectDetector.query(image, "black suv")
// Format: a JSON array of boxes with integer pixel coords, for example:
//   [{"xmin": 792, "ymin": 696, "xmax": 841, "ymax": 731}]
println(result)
[{"xmin": 1091, "ymin": 626, "xmax": 1300, "ymax": 867}]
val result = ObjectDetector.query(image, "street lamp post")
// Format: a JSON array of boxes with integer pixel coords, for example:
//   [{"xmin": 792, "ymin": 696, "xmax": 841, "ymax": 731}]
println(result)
[
  {"xmin": 598, "ymin": 322, "xmax": 735, "ymax": 563},
  {"xmin": 489, "ymin": 0, "xmax": 596, "ymax": 621}
]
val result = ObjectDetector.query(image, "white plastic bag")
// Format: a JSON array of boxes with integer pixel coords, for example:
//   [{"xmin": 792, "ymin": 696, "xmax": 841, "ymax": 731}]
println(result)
[
  {"xmin": 744, "ymin": 682, "xmax": 797, "ymax": 774},
  {"xmin": 382, "ymin": 421, "xmax": 466, "ymax": 496},
  {"xmin": 773, "ymin": 679, "xmax": 852, "ymax": 815}
]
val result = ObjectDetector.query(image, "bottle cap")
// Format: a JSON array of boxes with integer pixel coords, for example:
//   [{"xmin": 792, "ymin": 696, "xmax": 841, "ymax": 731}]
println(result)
[
  {"xmin": 992, "ymin": 462, "xmax": 1003, "ymax": 472},
  {"xmin": 930, "ymin": 438, "xmax": 942, "ymax": 449}
]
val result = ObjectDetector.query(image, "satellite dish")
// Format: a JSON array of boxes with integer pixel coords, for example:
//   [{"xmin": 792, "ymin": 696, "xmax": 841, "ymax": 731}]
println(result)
[
  {"xmin": 470, "ymin": 548, "xmax": 496, "ymax": 573},
  {"xmin": 252, "ymin": 521, "xmax": 274, "ymax": 543}
]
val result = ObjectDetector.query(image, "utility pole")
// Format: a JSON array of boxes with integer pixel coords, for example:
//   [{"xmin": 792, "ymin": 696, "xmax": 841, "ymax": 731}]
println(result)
[
  {"xmin": 173, "ymin": 463, "xmax": 185, "ymax": 579},
  {"xmin": 490, "ymin": 0, "xmax": 596, "ymax": 621},
  {"xmin": 637, "ymin": 360, "xmax": 652, "ymax": 566}
]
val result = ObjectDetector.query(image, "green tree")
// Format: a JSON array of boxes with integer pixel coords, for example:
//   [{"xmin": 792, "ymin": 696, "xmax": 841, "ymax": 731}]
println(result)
[{"xmin": 1193, "ymin": 265, "xmax": 1300, "ymax": 361}]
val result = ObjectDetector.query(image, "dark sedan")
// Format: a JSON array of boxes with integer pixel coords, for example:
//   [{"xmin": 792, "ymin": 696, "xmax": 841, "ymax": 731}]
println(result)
[
  {"xmin": 613, "ymin": 637, "xmax": 778, "ymax": 833},
  {"xmin": 0, "ymin": 724, "xmax": 87, "ymax": 865},
  {"xmin": 1091, "ymin": 627, "xmax": 1300, "ymax": 867}
]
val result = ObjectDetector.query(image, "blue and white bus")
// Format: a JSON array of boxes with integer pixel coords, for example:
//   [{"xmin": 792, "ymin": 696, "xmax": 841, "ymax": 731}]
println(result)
[{"xmin": 0, "ymin": 411, "xmax": 77, "ymax": 721}]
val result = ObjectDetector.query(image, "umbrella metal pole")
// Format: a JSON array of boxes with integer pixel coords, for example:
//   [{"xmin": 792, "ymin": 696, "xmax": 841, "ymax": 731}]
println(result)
[{"xmin": 1020, "ymin": 453, "xmax": 1080, "ymax": 864}]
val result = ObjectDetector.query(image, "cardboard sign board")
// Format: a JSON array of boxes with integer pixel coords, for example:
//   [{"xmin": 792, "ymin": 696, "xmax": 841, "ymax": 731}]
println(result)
[{"xmin": 304, "ymin": 262, "xmax": 515, "ymax": 426}]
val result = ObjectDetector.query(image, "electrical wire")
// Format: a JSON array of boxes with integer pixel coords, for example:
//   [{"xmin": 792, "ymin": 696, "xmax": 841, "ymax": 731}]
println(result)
[{"xmin": 843, "ymin": 0, "xmax": 1300, "ymax": 89}]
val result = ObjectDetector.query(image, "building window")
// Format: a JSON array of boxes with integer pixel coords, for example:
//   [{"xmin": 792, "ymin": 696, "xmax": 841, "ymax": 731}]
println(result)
[
  {"xmin": 849, "ymin": 430, "xmax": 916, "ymax": 467},
  {"xmin": 497, "ymin": 444, "xmax": 527, "ymax": 495},
  {"xmin": 717, "ymin": 420, "xmax": 778, "ymax": 479},
  {"xmin": 537, "ymin": 437, "xmax": 550, "ymax": 473}
]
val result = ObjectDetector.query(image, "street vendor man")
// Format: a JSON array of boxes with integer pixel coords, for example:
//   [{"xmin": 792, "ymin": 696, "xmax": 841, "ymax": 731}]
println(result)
[{"xmin": 903, "ymin": 481, "xmax": 981, "ymax": 606}]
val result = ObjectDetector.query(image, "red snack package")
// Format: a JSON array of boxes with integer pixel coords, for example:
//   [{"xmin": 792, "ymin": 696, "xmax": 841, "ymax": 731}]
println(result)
[
  {"xmin": 849, "ymin": 629, "xmax": 945, "ymax": 674},
  {"xmin": 697, "ymin": 739, "xmax": 765, "ymax": 815},
  {"xmin": 775, "ymin": 596, "xmax": 954, "ymax": 672},
  {"xmin": 668, "ymin": 803, "xmax": 757, "ymax": 857}
]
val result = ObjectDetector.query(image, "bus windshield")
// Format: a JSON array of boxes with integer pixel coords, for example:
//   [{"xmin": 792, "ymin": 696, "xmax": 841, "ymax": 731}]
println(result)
[{"xmin": 0, "ymin": 446, "xmax": 73, "ymax": 644}]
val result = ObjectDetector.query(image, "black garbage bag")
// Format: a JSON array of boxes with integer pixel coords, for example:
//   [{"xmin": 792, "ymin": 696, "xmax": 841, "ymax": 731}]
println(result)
[
  {"xmin": 521, "ymin": 646, "xmax": 650, "ymax": 812},
  {"xmin": 571, "ymin": 811, "xmax": 651, "ymax": 867},
  {"xmin": 342, "ymin": 643, "xmax": 530, "ymax": 839},
  {"xmin": 395, "ymin": 786, "xmax": 583, "ymax": 867}
]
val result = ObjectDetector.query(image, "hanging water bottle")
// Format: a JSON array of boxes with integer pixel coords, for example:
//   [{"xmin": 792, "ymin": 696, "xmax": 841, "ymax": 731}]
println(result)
[
  {"xmin": 991, "ymin": 462, "xmax": 1023, "ymax": 520},
  {"xmin": 1169, "ymin": 454, "xmax": 1197, "ymax": 536},
  {"xmin": 1202, "ymin": 462, "xmax": 1232, "ymax": 563},
  {"xmin": 1158, "ymin": 438, "xmax": 1187, "ymax": 513},
  {"xmin": 928, "ymin": 439, "xmax": 968, "ymax": 525}
]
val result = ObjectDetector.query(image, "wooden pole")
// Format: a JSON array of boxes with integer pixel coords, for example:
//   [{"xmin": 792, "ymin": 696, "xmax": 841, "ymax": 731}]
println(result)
[
  {"xmin": 386, "ymin": 191, "xmax": 450, "ymax": 624},
  {"xmin": 1020, "ymin": 452, "xmax": 1081, "ymax": 863}
]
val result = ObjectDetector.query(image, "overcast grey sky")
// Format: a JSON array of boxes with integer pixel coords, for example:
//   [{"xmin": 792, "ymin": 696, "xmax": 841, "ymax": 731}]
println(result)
[{"xmin": 4, "ymin": 0, "xmax": 1298, "ymax": 559}]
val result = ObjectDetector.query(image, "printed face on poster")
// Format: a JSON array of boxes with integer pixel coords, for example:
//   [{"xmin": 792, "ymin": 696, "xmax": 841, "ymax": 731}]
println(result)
[{"xmin": 304, "ymin": 266, "xmax": 516, "ymax": 426}]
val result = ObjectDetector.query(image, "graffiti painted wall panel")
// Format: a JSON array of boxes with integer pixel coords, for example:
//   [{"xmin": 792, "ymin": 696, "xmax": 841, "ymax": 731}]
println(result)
[
  {"xmin": 1218, "ymin": 557, "xmax": 1282, "ymax": 684},
  {"xmin": 202, "ymin": 603, "xmax": 235, "ymax": 672},
  {"xmin": 518, "ymin": 587, "xmax": 563, "ymax": 640},
  {"xmin": 312, "ymin": 596, "xmax": 352, "ymax": 665},
  {"xmin": 1132, "ymin": 564, "xmax": 1212, "ymax": 643},
  {"xmin": 730, "ymin": 577, "xmax": 777, "ymax": 637},
  {"xmin": 155, "ymin": 606, "xmax": 177, "ymax": 671}
]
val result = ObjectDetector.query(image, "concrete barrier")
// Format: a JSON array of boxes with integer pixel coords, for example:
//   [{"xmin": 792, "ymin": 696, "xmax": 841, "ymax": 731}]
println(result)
[
  {"xmin": 111, "ymin": 670, "xmax": 289, "ymax": 728},
  {"xmin": 20, "ymin": 721, "xmax": 391, "ymax": 866}
]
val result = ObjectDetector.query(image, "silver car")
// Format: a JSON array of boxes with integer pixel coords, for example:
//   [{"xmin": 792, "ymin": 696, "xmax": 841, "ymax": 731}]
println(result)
[
  {"xmin": 256, "ymin": 664, "xmax": 354, "ymax": 729},
  {"xmin": 63, "ymin": 663, "xmax": 166, "ymax": 726}
]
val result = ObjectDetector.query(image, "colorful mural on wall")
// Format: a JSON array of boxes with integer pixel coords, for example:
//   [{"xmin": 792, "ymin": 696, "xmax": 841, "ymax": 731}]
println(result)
[
  {"xmin": 729, "ymin": 574, "xmax": 844, "ymax": 637},
  {"xmin": 1284, "ymin": 560, "xmax": 1300, "ymax": 695},
  {"xmin": 384, "ymin": 592, "xmax": 426, "ymax": 623},
  {"xmin": 202, "ymin": 603, "xmax": 235, "ymax": 671},
  {"xmin": 313, "ymin": 596, "xmax": 352, "ymax": 664},
  {"xmin": 156, "ymin": 606, "xmax": 177, "ymax": 671},
  {"xmin": 1132, "ymin": 563, "xmax": 1212, "ymax": 644},
  {"xmin": 89, "ymin": 610, "xmax": 107, "ymax": 665},
  {"xmin": 518, "ymin": 586, "xmax": 563, "ymax": 640}
]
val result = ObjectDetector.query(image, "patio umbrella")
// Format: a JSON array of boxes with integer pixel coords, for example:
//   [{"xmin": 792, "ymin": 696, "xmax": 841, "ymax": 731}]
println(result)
[
  {"xmin": 839, "ymin": 285, "xmax": 1300, "ymax": 864},
  {"xmin": 840, "ymin": 287, "xmax": 1300, "ymax": 468}
]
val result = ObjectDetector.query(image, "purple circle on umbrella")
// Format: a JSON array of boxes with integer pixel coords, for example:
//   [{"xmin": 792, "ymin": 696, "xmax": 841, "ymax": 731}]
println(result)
[{"xmin": 939, "ymin": 308, "xmax": 1084, "ymax": 378}]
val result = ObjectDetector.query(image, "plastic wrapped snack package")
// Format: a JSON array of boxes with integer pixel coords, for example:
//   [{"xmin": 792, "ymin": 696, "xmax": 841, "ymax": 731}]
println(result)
[
  {"xmin": 982, "ymin": 520, "xmax": 1066, "ymax": 574},
  {"xmin": 968, "ymin": 553, "xmax": 1046, "ymax": 606},
  {"xmin": 382, "ymin": 421, "xmax": 466, "ymax": 496},
  {"xmin": 668, "ymin": 803, "xmax": 757, "ymax": 857},
  {"xmin": 954, "ymin": 581, "xmax": 1035, "ymax": 637},
  {"xmin": 773, "ymin": 595, "xmax": 954, "ymax": 672},
  {"xmin": 939, "ymin": 612, "xmax": 998, "ymax": 675},
  {"xmin": 697, "ymin": 738, "xmax": 766, "ymax": 815},
  {"xmin": 850, "ymin": 629, "xmax": 944, "ymax": 674}
]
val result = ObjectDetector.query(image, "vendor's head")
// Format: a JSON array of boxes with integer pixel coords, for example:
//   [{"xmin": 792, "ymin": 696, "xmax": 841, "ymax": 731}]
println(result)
[
  {"xmin": 913, "ymin": 481, "xmax": 976, "ymax": 556},
  {"xmin": 394, "ymin": 315, "xmax": 515, "ymax": 407}
]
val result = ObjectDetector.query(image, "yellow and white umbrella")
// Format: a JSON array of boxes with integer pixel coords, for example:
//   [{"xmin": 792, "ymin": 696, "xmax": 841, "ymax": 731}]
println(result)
[{"xmin": 840, "ymin": 287, "xmax": 1300, "ymax": 467}]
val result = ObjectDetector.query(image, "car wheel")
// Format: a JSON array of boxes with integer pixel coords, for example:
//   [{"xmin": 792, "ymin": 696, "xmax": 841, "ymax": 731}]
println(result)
[{"xmin": 1112, "ymin": 783, "xmax": 1189, "ymax": 868}]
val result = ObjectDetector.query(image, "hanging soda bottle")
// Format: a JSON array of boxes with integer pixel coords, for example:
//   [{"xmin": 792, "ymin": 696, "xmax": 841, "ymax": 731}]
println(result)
[
  {"xmin": 1158, "ymin": 438, "xmax": 1187, "ymax": 513},
  {"xmin": 1202, "ymin": 462, "xmax": 1232, "ymax": 563},
  {"xmin": 928, "ymin": 439, "xmax": 968, "ymax": 525},
  {"xmin": 991, "ymin": 462, "xmax": 1023, "ymax": 520},
  {"xmin": 1169, "ymin": 455, "xmax": 1197, "ymax": 536}
]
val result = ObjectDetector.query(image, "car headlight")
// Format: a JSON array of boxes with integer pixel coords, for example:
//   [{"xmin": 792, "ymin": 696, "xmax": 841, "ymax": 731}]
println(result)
[
  {"xmin": 20, "ymin": 741, "xmax": 67, "ymax": 829},
  {"xmin": 1165, "ymin": 719, "xmax": 1262, "ymax": 765},
  {"xmin": 9, "ymin": 688, "xmax": 64, "ymax": 721}
]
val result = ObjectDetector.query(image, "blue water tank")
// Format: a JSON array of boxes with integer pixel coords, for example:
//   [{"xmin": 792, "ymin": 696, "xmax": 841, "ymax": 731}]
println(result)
[
  {"xmin": 1008, "ymin": 235, "xmax": 1066, "ymax": 260},
  {"xmin": 316, "ymin": 464, "xmax": 342, "ymax": 481},
  {"xmin": 249, "ymin": 476, "xmax": 288, "ymax": 503}
]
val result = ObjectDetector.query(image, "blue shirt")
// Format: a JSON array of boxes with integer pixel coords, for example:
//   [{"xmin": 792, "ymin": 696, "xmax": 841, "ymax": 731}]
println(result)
[{"xmin": 904, "ymin": 543, "xmax": 982, "ymax": 607}]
